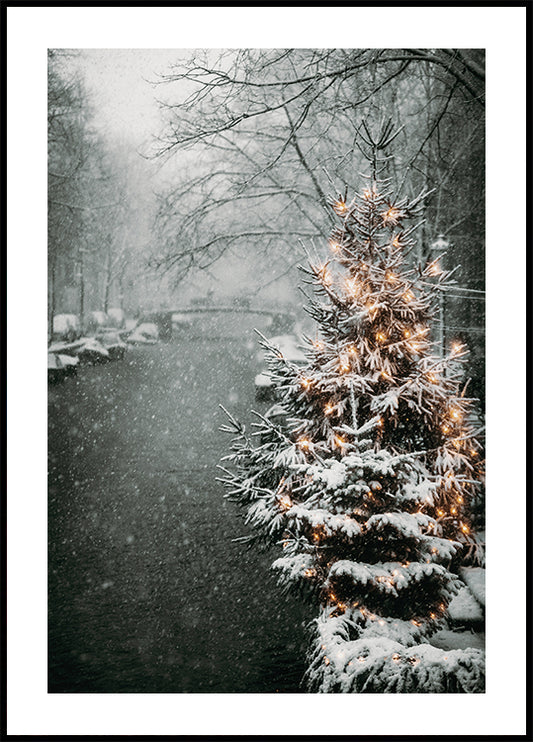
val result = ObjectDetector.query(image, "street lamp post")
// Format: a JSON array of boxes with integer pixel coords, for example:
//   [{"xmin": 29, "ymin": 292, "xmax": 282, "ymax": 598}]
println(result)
[{"xmin": 431, "ymin": 233, "xmax": 450, "ymax": 357}]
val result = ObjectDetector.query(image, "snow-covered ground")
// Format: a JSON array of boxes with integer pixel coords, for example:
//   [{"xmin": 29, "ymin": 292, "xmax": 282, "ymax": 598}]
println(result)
[
  {"xmin": 429, "ymin": 628, "xmax": 485, "ymax": 651},
  {"xmin": 430, "ymin": 566, "xmax": 485, "ymax": 651}
]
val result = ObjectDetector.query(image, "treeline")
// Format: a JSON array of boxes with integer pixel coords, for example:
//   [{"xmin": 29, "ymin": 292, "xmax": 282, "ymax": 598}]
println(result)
[{"xmin": 48, "ymin": 50, "xmax": 154, "ymax": 336}]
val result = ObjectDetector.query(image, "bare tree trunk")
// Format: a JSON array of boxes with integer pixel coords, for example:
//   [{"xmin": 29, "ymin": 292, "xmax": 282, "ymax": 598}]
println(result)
[
  {"xmin": 49, "ymin": 252, "xmax": 56, "ymax": 339},
  {"xmin": 79, "ymin": 248, "xmax": 85, "ymax": 327},
  {"xmin": 103, "ymin": 247, "xmax": 112, "ymax": 313}
]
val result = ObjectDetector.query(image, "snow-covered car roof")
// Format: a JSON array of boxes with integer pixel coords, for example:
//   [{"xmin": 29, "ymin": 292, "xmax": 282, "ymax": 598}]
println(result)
[
  {"xmin": 90, "ymin": 311, "xmax": 108, "ymax": 324},
  {"xmin": 48, "ymin": 353, "xmax": 64, "ymax": 369},
  {"xmin": 53, "ymin": 314, "xmax": 80, "ymax": 333},
  {"xmin": 57, "ymin": 354, "xmax": 79, "ymax": 366},
  {"xmin": 78, "ymin": 337, "xmax": 110, "ymax": 355},
  {"xmin": 135, "ymin": 322, "xmax": 159, "ymax": 336},
  {"xmin": 264, "ymin": 334, "xmax": 307, "ymax": 363}
]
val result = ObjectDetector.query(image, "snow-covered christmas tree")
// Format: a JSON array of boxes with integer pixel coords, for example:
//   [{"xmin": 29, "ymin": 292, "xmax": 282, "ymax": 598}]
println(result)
[{"xmin": 219, "ymin": 123, "xmax": 485, "ymax": 693}]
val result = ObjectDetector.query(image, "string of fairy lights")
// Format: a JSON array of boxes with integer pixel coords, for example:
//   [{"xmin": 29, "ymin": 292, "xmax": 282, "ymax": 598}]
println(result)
[{"xmin": 262, "ymin": 179, "xmax": 484, "ymax": 621}]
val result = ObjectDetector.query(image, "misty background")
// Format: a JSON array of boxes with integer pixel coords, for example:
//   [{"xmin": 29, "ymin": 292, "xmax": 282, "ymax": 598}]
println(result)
[{"xmin": 48, "ymin": 47, "xmax": 486, "ymax": 403}]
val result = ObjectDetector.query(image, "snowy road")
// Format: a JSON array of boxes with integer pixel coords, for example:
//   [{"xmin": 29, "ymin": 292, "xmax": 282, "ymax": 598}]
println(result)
[{"xmin": 48, "ymin": 323, "xmax": 312, "ymax": 693}]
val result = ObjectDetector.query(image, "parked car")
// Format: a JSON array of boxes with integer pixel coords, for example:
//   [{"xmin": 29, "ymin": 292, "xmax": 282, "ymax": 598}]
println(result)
[
  {"xmin": 127, "ymin": 322, "xmax": 159, "ymax": 345},
  {"xmin": 57, "ymin": 353, "xmax": 79, "ymax": 377},
  {"xmin": 76, "ymin": 337, "xmax": 110, "ymax": 364},
  {"xmin": 171, "ymin": 312, "xmax": 192, "ymax": 331},
  {"xmin": 96, "ymin": 329, "xmax": 127, "ymax": 360},
  {"xmin": 90, "ymin": 310, "xmax": 109, "ymax": 326},
  {"xmin": 107, "ymin": 307, "xmax": 125, "ymax": 328},
  {"xmin": 52, "ymin": 314, "xmax": 81, "ymax": 342},
  {"xmin": 48, "ymin": 339, "xmax": 85, "ymax": 357},
  {"xmin": 254, "ymin": 334, "xmax": 307, "ymax": 401},
  {"xmin": 83, "ymin": 311, "xmax": 110, "ymax": 335},
  {"xmin": 48, "ymin": 352, "xmax": 77, "ymax": 383}
]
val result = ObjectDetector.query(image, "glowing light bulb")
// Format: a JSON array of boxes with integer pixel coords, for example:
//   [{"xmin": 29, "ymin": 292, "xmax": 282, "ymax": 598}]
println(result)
[
  {"xmin": 376, "ymin": 331, "xmax": 387, "ymax": 343},
  {"xmin": 427, "ymin": 261, "xmax": 442, "ymax": 276},
  {"xmin": 348, "ymin": 345, "xmax": 357, "ymax": 355},
  {"xmin": 301, "ymin": 376, "xmax": 312, "ymax": 389},
  {"xmin": 363, "ymin": 184, "xmax": 379, "ymax": 200},
  {"xmin": 334, "ymin": 435, "xmax": 346, "ymax": 448},
  {"xmin": 339, "ymin": 357, "xmax": 350, "ymax": 373},
  {"xmin": 298, "ymin": 438, "xmax": 310, "ymax": 450},
  {"xmin": 329, "ymin": 238, "xmax": 340, "ymax": 252},
  {"xmin": 344, "ymin": 277, "xmax": 359, "ymax": 296},
  {"xmin": 321, "ymin": 268, "xmax": 333, "ymax": 286},
  {"xmin": 403, "ymin": 290, "xmax": 415, "ymax": 302},
  {"xmin": 386, "ymin": 271, "xmax": 397, "ymax": 283},
  {"xmin": 461, "ymin": 523, "xmax": 470, "ymax": 534},
  {"xmin": 451, "ymin": 341, "xmax": 463, "ymax": 355},
  {"xmin": 334, "ymin": 199, "xmax": 347, "ymax": 214},
  {"xmin": 277, "ymin": 494, "xmax": 292, "ymax": 510},
  {"xmin": 324, "ymin": 403, "xmax": 334, "ymax": 415},
  {"xmin": 381, "ymin": 206, "xmax": 404, "ymax": 225}
]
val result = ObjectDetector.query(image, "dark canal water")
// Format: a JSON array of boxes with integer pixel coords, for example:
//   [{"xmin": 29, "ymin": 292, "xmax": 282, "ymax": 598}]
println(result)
[{"xmin": 48, "ymin": 314, "xmax": 312, "ymax": 693}]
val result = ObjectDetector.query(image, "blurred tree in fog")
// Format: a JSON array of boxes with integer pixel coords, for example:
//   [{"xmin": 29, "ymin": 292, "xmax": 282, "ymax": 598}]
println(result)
[
  {"xmin": 48, "ymin": 51, "xmax": 158, "ymax": 332},
  {"xmin": 48, "ymin": 49, "xmax": 92, "ymax": 333}
]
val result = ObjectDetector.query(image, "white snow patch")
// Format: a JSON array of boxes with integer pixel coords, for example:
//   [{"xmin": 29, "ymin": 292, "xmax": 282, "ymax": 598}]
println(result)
[
  {"xmin": 308, "ymin": 460, "xmax": 347, "ymax": 490},
  {"xmin": 429, "ymin": 629, "xmax": 485, "ymax": 651},
  {"xmin": 459, "ymin": 567, "xmax": 485, "ymax": 607},
  {"xmin": 447, "ymin": 585, "xmax": 484, "ymax": 623}
]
